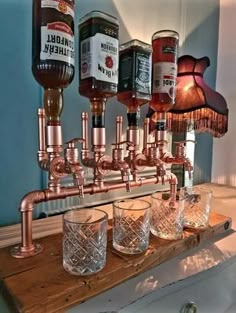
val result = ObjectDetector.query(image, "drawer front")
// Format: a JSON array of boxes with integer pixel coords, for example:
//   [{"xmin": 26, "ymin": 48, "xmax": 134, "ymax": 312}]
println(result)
[{"xmin": 121, "ymin": 259, "xmax": 236, "ymax": 313}]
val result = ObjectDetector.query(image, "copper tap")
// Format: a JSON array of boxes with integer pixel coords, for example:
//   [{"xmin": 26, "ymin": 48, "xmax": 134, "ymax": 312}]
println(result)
[
  {"xmin": 11, "ymin": 109, "xmax": 181, "ymax": 259},
  {"xmin": 64, "ymin": 138, "xmax": 85, "ymax": 197},
  {"xmin": 162, "ymin": 140, "xmax": 195, "ymax": 179}
]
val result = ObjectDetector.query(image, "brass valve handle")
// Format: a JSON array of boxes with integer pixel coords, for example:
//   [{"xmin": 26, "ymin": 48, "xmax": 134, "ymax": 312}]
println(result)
[
  {"xmin": 65, "ymin": 138, "xmax": 85, "ymax": 148},
  {"xmin": 112, "ymin": 141, "xmax": 134, "ymax": 148},
  {"xmin": 174, "ymin": 140, "xmax": 196, "ymax": 146},
  {"xmin": 174, "ymin": 140, "xmax": 196, "ymax": 158},
  {"xmin": 156, "ymin": 139, "xmax": 168, "ymax": 144},
  {"xmin": 64, "ymin": 138, "xmax": 85, "ymax": 165},
  {"xmin": 147, "ymin": 140, "xmax": 168, "ymax": 147}
]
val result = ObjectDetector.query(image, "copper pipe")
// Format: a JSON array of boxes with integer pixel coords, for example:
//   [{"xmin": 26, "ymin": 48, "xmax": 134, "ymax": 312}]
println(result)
[
  {"xmin": 38, "ymin": 108, "xmax": 46, "ymax": 152},
  {"xmin": 38, "ymin": 109, "xmax": 49, "ymax": 169},
  {"xmin": 92, "ymin": 128, "xmax": 106, "ymax": 149},
  {"xmin": 81, "ymin": 112, "xmax": 89, "ymax": 151},
  {"xmin": 11, "ymin": 171, "xmax": 178, "ymax": 258},
  {"xmin": 46, "ymin": 125, "xmax": 63, "ymax": 147},
  {"xmin": 143, "ymin": 118, "xmax": 149, "ymax": 154},
  {"xmin": 21, "ymin": 211, "xmax": 34, "ymax": 251},
  {"xmin": 116, "ymin": 116, "xmax": 123, "ymax": 144},
  {"xmin": 169, "ymin": 173, "xmax": 178, "ymax": 200}
]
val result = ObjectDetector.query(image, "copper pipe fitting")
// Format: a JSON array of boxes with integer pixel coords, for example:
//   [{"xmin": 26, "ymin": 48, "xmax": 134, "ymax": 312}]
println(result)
[
  {"xmin": 92, "ymin": 128, "xmax": 106, "ymax": 150},
  {"xmin": 127, "ymin": 128, "xmax": 140, "ymax": 149},
  {"xmin": 116, "ymin": 116, "xmax": 123, "ymax": 144},
  {"xmin": 46, "ymin": 125, "xmax": 63, "ymax": 148}
]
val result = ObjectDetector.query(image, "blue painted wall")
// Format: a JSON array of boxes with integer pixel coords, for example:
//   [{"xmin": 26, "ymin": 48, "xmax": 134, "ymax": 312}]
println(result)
[
  {"xmin": 0, "ymin": 0, "xmax": 42, "ymax": 226},
  {"xmin": 0, "ymin": 0, "xmax": 220, "ymax": 227}
]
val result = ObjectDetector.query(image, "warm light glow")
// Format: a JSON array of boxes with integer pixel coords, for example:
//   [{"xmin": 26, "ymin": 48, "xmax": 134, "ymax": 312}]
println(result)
[
  {"xmin": 166, "ymin": 55, "xmax": 228, "ymax": 137},
  {"xmin": 184, "ymin": 83, "xmax": 194, "ymax": 92}
]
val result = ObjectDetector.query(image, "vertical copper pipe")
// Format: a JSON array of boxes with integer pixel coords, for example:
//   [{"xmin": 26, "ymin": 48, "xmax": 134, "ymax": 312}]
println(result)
[
  {"xmin": 38, "ymin": 108, "xmax": 46, "ymax": 151},
  {"xmin": 21, "ymin": 211, "xmax": 34, "ymax": 251},
  {"xmin": 81, "ymin": 112, "xmax": 89, "ymax": 150},
  {"xmin": 116, "ymin": 116, "xmax": 123, "ymax": 144},
  {"xmin": 143, "ymin": 117, "xmax": 150, "ymax": 151}
]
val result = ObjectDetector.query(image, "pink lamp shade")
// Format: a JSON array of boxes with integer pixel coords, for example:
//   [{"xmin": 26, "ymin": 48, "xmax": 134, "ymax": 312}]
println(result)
[{"xmin": 166, "ymin": 55, "xmax": 228, "ymax": 137}]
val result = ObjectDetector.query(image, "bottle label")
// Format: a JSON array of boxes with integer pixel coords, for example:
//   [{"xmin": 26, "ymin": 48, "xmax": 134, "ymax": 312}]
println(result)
[
  {"xmin": 156, "ymin": 119, "xmax": 166, "ymax": 131},
  {"xmin": 80, "ymin": 33, "xmax": 119, "ymax": 84},
  {"xmin": 135, "ymin": 52, "xmax": 151, "ymax": 94},
  {"xmin": 118, "ymin": 51, "xmax": 133, "ymax": 91},
  {"xmin": 41, "ymin": 0, "xmax": 74, "ymax": 18},
  {"xmin": 40, "ymin": 22, "xmax": 74, "ymax": 65},
  {"xmin": 152, "ymin": 62, "xmax": 177, "ymax": 99},
  {"xmin": 162, "ymin": 45, "xmax": 177, "ymax": 54}
]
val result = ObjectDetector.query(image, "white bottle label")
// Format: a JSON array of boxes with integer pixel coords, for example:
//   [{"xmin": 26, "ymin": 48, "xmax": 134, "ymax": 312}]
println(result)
[
  {"xmin": 80, "ymin": 33, "xmax": 119, "ymax": 84},
  {"xmin": 152, "ymin": 62, "xmax": 177, "ymax": 99},
  {"xmin": 41, "ymin": 0, "xmax": 74, "ymax": 18},
  {"xmin": 40, "ymin": 22, "xmax": 74, "ymax": 65}
]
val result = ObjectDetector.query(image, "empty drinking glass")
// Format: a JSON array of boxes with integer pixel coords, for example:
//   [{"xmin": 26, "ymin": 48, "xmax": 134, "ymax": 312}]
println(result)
[
  {"xmin": 180, "ymin": 186, "xmax": 212, "ymax": 229},
  {"xmin": 151, "ymin": 192, "xmax": 184, "ymax": 240},
  {"xmin": 63, "ymin": 208, "xmax": 108, "ymax": 276},
  {"xmin": 113, "ymin": 199, "xmax": 151, "ymax": 254}
]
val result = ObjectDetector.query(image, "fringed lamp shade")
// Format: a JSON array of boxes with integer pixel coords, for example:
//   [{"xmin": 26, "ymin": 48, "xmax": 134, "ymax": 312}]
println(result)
[{"xmin": 166, "ymin": 55, "xmax": 228, "ymax": 138}]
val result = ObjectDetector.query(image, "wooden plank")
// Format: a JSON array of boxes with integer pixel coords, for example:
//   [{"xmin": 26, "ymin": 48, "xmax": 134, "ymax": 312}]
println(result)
[
  {"xmin": 0, "ymin": 233, "xmax": 62, "ymax": 280},
  {"xmin": 0, "ymin": 212, "xmax": 232, "ymax": 313}
]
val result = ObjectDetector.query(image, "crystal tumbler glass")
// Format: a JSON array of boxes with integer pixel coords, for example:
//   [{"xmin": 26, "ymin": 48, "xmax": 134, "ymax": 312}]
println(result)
[
  {"xmin": 151, "ymin": 192, "xmax": 184, "ymax": 240},
  {"xmin": 63, "ymin": 208, "xmax": 108, "ymax": 276},
  {"xmin": 113, "ymin": 199, "xmax": 151, "ymax": 254},
  {"xmin": 180, "ymin": 186, "xmax": 212, "ymax": 229}
]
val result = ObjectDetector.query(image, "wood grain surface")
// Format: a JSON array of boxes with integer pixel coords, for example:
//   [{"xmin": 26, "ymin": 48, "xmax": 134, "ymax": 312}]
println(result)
[{"xmin": 0, "ymin": 212, "xmax": 232, "ymax": 313}]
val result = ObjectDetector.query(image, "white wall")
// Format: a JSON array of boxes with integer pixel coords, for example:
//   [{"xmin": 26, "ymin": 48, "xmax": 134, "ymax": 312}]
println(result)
[{"xmin": 212, "ymin": 0, "xmax": 236, "ymax": 186}]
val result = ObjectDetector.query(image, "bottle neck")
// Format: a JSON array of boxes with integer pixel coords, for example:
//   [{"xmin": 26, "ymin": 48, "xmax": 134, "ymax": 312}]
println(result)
[
  {"xmin": 44, "ymin": 88, "xmax": 63, "ymax": 125},
  {"xmin": 90, "ymin": 98, "xmax": 107, "ymax": 128},
  {"xmin": 127, "ymin": 106, "xmax": 140, "ymax": 128}
]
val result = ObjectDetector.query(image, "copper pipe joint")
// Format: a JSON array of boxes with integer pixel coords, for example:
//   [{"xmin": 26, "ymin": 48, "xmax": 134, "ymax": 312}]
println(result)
[
  {"xmin": 92, "ymin": 128, "xmax": 106, "ymax": 152},
  {"xmin": 155, "ymin": 130, "xmax": 167, "ymax": 143},
  {"xmin": 46, "ymin": 125, "xmax": 63, "ymax": 148},
  {"xmin": 127, "ymin": 128, "xmax": 140, "ymax": 148}
]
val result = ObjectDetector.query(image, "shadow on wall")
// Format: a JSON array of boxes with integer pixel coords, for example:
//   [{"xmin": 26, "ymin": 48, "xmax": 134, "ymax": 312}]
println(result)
[
  {"xmin": 179, "ymin": 4, "xmax": 220, "ymax": 185},
  {"xmin": 212, "ymin": 1, "xmax": 236, "ymax": 186}
]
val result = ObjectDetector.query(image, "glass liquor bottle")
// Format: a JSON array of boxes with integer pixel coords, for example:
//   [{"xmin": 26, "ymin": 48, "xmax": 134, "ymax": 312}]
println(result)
[
  {"xmin": 118, "ymin": 39, "xmax": 152, "ymax": 141},
  {"xmin": 150, "ymin": 30, "xmax": 179, "ymax": 113},
  {"xmin": 32, "ymin": 0, "xmax": 75, "ymax": 124},
  {"xmin": 78, "ymin": 11, "xmax": 119, "ymax": 127}
]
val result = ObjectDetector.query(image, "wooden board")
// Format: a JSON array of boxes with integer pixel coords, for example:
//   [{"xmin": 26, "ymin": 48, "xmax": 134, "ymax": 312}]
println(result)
[{"xmin": 0, "ymin": 212, "xmax": 232, "ymax": 313}]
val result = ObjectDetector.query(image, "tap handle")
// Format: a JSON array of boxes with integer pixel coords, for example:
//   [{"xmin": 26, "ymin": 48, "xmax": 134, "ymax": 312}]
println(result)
[
  {"xmin": 147, "ymin": 140, "xmax": 168, "ymax": 148},
  {"xmin": 112, "ymin": 140, "xmax": 134, "ymax": 148},
  {"xmin": 156, "ymin": 140, "xmax": 168, "ymax": 146},
  {"xmin": 174, "ymin": 140, "xmax": 196, "ymax": 146},
  {"xmin": 174, "ymin": 140, "xmax": 196, "ymax": 157},
  {"xmin": 65, "ymin": 138, "xmax": 85, "ymax": 148}
]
